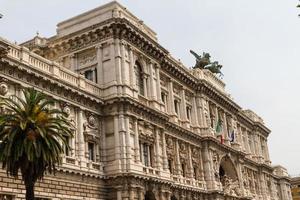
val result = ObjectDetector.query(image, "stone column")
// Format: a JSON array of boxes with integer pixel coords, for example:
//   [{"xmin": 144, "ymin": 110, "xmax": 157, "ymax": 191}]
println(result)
[
  {"xmin": 138, "ymin": 188, "xmax": 144, "ymax": 200},
  {"xmin": 191, "ymin": 96, "xmax": 200, "ymax": 132},
  {"xmin": 235, "ymin": 124, "xmax": 241, "ymax": 147},
  {"xmin": 143, "ymin": 74, "xmax": 148, "ymax": 97},
  {"xmin": 114, "ymin": 39, "xmax": 122, "ymax": 86},
  {"xmin": 180, "ymin": 88, "xmax": 188, "ymax": 122},
  {"xmin": 129, "ymin": 188, "xmax": 135, "ymax": 200},
  {"xmin": 161, "ymin": 130, "xmax": 168, "ymax": 170},
  {"xmin": 244, "ymin": 130, "xmax": 250, "ymax": 154},
  {"xmin": 77, "ymin": 108, "xmax": 85, "ymax": 166},
  {"xmin": 114, "ymin": 115, "xmax": 121, "ymax": 167},
  {"xmin": 169, "ymin": 80, "xmax": 175, "ymax": 115},
  {"xmin": 70, "ymin": 53, "xmax": 77, "ymax": 71},
  {"xmin": 101, "ymin": 118, "xmax": 106, "ymax": 163},
  {"xmin": 120, "ymin": 41, "xmax": 128, "ymax": 86},
  {"xmin": 198, "ymin": 97, "xmax": 207, "ymax": 128},
  {"xmin": 198, "ymin": 148, "xmax": 205, "ymax": 182},
  {"xmin": 119, "ymin": 114, "xmax": 127, "ymax": 170},
  {"xmin": 255, "ymin": 134, "xmax": 262, "ymax": 161},
  {"xmin": 202, "ymin": 143, "xmax": 214, "ymax": 189},
  {"xmin": 265, "ymin": 140, "xmax": 271, "ymax": 162},
  {"xmin": 156, "ymin": 65, "xmax": 162, "ymax": 103},
  {"xmin": 117, "ymin": 189, "xmax": 122, "ymax": 200},
  {"xmin": 96, "ymin": 44, "xmax": 104, "ymax": 85},
  {"xmin": 155, "ymin": 127, "xmax": 161, "ymax": 169},
  {"xmin": 125, "ymin": 116, "xmax": 131, "ymax": 169},
  {"xmin": 175, "ymin": 140, "xmax": 181, "ymax": 175},
  {"xmin": 134, "ymin": 118, "xmax": 140, "ymax": 163},
  {"xmin": 223, "ymin": 112, "xmax": 230, "ymax": 144},
  {"xmin": 129, "ymin": 46, "xmax": 137, "ymax": 91},
  {"xmin": 260, "ymin": 173, "xmax": 268, "ymax": 199},
  {"xmin": 149, "ymin": 61, "xmax": 157, "ymax": 100},
  {"xmin": 188, "ymin": 145, "xmax": 194, "ymax": 179}
]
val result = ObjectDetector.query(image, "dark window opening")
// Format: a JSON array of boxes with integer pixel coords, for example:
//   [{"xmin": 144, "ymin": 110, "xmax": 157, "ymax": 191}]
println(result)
[
  {"xmin": 88, "ymin": 142, "xmax": 95, "ymax": 161},
  {"xmin": 84, "ymin": 70, "xmax": 93, "ymax": 81},
  {"xmin": 174, "ymin": 100, "xmax": 179, "ymax": 115},
  {"xmin": 168, "ymin": 159, "xmax": 173, "ymax": 174},
  {"xmin": 182, "ymin": 163, "xmax": 186, "ymax": 177},
  {"xmin": 135, "ymin": 62, "xmax": 144, "ymax": 96}
]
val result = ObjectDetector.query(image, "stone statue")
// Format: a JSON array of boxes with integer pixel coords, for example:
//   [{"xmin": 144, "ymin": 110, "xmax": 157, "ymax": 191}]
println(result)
[
  {"xmin": 222, "ymin": 175, "xmax": 241, "ymax": 196},
  {"xmin": 190, "ymin": 50, "xmax": 211, "ymax": 69},
  {"xmin": 190, "ymin": 50, "xmax": 224, "ymax": 77}
]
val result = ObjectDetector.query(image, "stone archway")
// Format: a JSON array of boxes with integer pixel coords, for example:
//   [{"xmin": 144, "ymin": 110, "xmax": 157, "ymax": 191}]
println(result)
[
  {"xmin": 144, "ymin": 191, "xmax": 156, "ymax": 200},
  {"xmin": 219, "ymin": 156, "xmax": 241, "ymax": 196}
]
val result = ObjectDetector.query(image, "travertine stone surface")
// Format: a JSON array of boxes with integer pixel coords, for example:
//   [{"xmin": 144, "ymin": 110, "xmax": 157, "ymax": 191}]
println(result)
[{"xmin": 0, "ymin": 1, "xmax": 292, "ymax": 200}]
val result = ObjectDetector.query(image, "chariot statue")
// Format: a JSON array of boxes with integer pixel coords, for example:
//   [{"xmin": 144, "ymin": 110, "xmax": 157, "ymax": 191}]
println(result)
[
  {"xmin": 190, "ymin": 50, "xmax": 211, "ymax": 69},
  {"xmin": 190, "ymin": 50, "xmax": 224, "ymax": 77}
]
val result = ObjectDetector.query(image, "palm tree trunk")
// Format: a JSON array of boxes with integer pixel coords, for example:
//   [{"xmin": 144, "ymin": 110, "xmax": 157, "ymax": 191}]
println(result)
[{"xmin": 25, "ymin": 180, "xmax": 35, "ymax": 200}]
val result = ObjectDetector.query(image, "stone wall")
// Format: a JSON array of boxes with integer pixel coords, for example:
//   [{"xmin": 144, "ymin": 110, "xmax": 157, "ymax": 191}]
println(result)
[{"xmin": 0, "ymin": 169, "xmax": 107, "ymax": 200}]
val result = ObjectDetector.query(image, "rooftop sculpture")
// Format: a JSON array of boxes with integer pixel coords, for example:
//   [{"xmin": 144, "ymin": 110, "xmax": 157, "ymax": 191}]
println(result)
[{"xmin": 190, "ymin": 50, "xmax": 223, "ymax": 77}]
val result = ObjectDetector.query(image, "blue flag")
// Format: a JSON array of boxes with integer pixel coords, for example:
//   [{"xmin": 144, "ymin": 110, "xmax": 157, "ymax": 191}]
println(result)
[{"xmin": 229, "ymin": 130, "xmax": 235, "ymax": 142}]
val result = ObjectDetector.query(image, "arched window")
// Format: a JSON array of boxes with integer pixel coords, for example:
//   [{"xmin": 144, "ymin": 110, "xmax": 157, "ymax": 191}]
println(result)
[{"xmin": 135, "ymin": 62, "xmax": 145, "ymax": 96}]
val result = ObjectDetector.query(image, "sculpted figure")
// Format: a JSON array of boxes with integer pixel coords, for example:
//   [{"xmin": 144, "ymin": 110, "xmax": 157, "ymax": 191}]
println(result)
[
  {"xmin": 190, "ymin": 50, "xmax": 224, "ymax": 77},
  {"xmin": 205, "ymin": 61, "xmax": 224, "ymax": 77},
  {"xmin": 190, "ymin": 50, "xmax": 211, "ymax": 69}
]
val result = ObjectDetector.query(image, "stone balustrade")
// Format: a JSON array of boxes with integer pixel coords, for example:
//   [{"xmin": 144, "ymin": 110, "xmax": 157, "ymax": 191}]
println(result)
[{"xmin": 0, "ymin": 37, "xmax": 103, "ymax": 98}]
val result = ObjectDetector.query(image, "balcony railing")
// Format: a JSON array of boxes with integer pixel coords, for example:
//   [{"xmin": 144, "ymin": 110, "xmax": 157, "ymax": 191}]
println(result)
[{"xmin": 0, "ymin": 37, "xmax": 103, "ymax": 99}]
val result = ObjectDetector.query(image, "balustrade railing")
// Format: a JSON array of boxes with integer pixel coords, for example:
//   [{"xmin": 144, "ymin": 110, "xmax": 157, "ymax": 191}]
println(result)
[{"xmin": 0, "ymin": 38, "xmax": 103, "ymax": 98}]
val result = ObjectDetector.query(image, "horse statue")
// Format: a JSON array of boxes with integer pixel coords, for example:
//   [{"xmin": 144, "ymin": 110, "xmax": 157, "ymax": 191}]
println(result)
[
  {"xmin": 204, "ymin": 61, "xmax": 224, "ymax": 78},
  {"xmin": 190, "ymin": 50, "xmax": 211, "ymax": 69}
]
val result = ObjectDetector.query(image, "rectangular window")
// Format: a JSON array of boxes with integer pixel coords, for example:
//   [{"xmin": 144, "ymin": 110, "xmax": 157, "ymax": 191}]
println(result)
[
  {"xmin": 84, "ymin": 70, "xmax": 93, "ymax": 81},
  {"xmin": 193, "ymin": 167, "xmax": 197, "ymax": 180},
  {"xmin": 168, "ymin": 159, "xmax": 173, "ymax": 174},
  {"xmin": 186, "ymin": 106, "xmax": 191, "ymax": 120},
  {"xmin": 143, "ymin": 144, "xmax": 149, "ymax": 167},
  {"xmin": 140, "ymin": 142, "xmax": 153, "ymax": 167},
  {"xmin": 88, "ymin": 142, "xmax": 95, "ymax": 161},
  {"xmin": 64, "ymin": 136, "xmax": 70, "ymax": 156},
  {"xmin": 182, "ymin": 163, "xmax": 186, "ymax": 177},
  {"xmin": 161, "ymin": 92, "xmax": 165, "ymax": 104},
  {"xmin": 174, "ymin": 100, "xmax": 180, "ymax": 115}
]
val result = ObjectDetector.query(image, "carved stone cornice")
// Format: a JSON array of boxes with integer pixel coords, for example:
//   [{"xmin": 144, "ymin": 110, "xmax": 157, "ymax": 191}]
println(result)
[
  {"xmin": 45, "ymin": 18, "xmax": 249, "ymax": 122},
  {"xmin": 0, "ymin": 60, "xmax": 103, "ymax": 113}
]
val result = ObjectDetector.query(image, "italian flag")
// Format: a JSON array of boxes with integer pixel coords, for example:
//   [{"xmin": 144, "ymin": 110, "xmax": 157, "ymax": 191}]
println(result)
[{"xmin": 215, "ymin": 118, "xmax": 224, "ymax": 144}]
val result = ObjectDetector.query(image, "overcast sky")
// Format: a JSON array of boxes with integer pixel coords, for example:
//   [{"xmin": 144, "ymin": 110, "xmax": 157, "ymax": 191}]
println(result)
[{"xmin": 0, "ymin": 0, "xmax": 299, "ymax": 175}]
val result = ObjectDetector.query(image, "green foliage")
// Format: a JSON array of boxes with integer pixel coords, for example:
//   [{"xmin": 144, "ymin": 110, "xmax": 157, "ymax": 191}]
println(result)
[{"xmin": 0, "ymin": 88, "xmax": 73, "ymax": 183}]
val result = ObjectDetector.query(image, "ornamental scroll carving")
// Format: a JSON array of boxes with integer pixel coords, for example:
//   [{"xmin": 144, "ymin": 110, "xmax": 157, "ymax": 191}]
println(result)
[
  {"xmin": 191, "ymin": 147, "xmax": 200, "ymax": 164},
  {"xmin": 139, "ymin": 122, "xmax": 155, "ymax": 143},
  {"xmin": 179, "ymin": 142, "xmax": 188, "ymax": 161},
  {"xmin": 222, "ymin": 175, "xmax": 241, "ymax": 196},
  {"xmin": 212, "ymin": 151, "xmax": 220, "ymax": 179},
  {"xmin": 166, "ymin": 136, "xmax": 175, "ymax": 157},
  {"xmin": 242, "ymin": 167, "xmax": 251, "ymax": 196},
  {"xmin": 59, "ymin": 102, "xmax": 76, "ymax": 129},
  {"xmin": 0, "ymin": 82, "xmax": 8, "ymax": 96},
  {"xmin": 83, "ymin": 111, "xmax": 100, "ymax": 141}
]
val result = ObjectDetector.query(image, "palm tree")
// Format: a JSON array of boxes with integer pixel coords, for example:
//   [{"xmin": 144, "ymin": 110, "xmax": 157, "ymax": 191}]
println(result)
[{"xmin": 0, "ymin": 88, "xmax": 73, "ymax": 200}]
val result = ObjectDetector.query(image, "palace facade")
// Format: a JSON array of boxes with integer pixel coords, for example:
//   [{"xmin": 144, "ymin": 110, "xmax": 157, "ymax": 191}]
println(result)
[{"xmin": 0, "ymin": 1, "xmax": 292, "ymax": 200}]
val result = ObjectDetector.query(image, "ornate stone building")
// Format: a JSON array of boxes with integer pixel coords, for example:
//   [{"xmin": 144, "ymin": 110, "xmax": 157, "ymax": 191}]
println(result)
[{"xmin": 0, "ymin": 1, "xmax": 292, "ymax": 200}]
